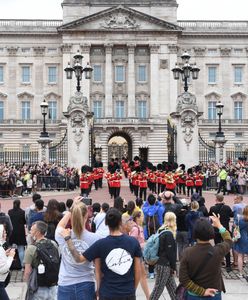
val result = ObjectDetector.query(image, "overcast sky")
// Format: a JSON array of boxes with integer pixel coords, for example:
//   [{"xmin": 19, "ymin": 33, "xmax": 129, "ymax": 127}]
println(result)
[{"xmin": 0, "ymin": 0, "xmax": 247, "ymax": 20}]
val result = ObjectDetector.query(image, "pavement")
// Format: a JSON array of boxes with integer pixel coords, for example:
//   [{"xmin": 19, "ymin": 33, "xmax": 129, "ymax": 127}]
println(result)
[{"xmin": 1, "ymin": 183, "xmax": 248, "ymax": 300}]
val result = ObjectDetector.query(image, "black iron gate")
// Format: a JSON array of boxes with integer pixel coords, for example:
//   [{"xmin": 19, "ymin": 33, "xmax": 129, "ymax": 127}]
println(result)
[
  {"xmin": 108, "ymin": 143, "xmax": 129, "ymax": 162},
  {"xmin": 198, "ymin": 133, "xmax": 216, "ymax": 163},
  {"xmin": 49, "ymin": 130, "xmax": 68, "ymax": 165},
  {"xmin": 167, "ymin": 119, "xmax": 177, "ymax": 164}
]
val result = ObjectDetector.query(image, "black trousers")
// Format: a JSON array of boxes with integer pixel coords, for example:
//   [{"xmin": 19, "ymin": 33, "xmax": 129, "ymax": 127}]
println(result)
[
  {"xmin": 217, "ymin": 180, "xmax": 226, "ymax": 195},
  {"xmin": 214, "ymin": 232, "xmax": 231, "ymax": 268}
]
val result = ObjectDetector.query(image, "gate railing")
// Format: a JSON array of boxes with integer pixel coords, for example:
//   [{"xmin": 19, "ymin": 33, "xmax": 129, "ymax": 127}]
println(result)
[
  {"xmin": 0, "ymin": 151, "xmax": 39, "ymax": 165},
  {"xmin": 226, "ymin": 149, "xmax": 248, "ymax": 162},
  {"xmin": 198, "ymin": 133, "xmax": 216, "ymax": 163},
  {"xmin": 167, "ymin": 119, "xmax": 177, "ymax": 164},
  {"xmin": 49, "ymin": 130, "xmax": 68, "ymax": 165}
]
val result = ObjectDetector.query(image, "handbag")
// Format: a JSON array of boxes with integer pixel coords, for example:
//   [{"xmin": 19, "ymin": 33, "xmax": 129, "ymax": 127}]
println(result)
[
  {"xmin": 233, "ymin": 222, "xmax": 241, "ymax": 242},
  {"xmin": 176, "ymin": 250, "xmax": 213, "ymax": 300}
]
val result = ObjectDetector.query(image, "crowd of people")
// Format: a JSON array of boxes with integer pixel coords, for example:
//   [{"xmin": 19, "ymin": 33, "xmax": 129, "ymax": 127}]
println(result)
[
  {"xmin": 0, "ymin": 158, "xmax": 248, "ymax": 300},
  {"xmin": 0, "ymin": 162, "xmax": 80, "ymax": 198}
]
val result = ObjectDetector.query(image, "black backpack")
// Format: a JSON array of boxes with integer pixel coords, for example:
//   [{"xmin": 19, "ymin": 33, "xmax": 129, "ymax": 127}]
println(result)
[
  {"xmin": 36, "ymin": 239, "xmax": 60, "ymax": 287},
  {"xmin": 146, "ymin": 214, "xmax": 160, "ymax": 237}
]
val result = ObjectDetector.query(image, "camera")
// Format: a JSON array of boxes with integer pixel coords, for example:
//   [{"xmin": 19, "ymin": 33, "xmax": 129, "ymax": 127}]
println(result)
[{"xmin": 80, "ymin": 197, "xmax": 92, "ymax": 206}]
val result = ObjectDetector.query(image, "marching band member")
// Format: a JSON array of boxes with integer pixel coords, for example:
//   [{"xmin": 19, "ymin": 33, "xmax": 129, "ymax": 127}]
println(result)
[
  {"xmin": 97, "ymin": 162, "xmax": 104, "ymax": 189},
  {"xmin": 177, "ymin": 164, "xmax": 186, "ymax": 195},
  {"xmin": 194, "ymin": 167, "xmax": 204, "ymax": 196},
  {"xmin": 138, "ymin": 168, "xmax": 148, "ymax": 201},
  {"xmin": 112, "ymin": 169, "xmax": 122, "ymax": 198},
  {"xmin": 186, "ymin": 168, "xmax": 195, "ymax": 197},
  {"xmin": 165, "ymin": 171, "xmax": 176, "ymax": 194},
  {"xmin": 80, "ymin": 165, "xmax": 91, "ymax": 197}
]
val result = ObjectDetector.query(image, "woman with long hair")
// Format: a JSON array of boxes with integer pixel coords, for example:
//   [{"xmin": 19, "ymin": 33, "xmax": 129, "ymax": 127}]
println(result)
[
  {"xmin": 55, "ymin": 197, "xmax": 99, "ymax": 300},
  {"xmin": 150, "ymin": 212, "xmax": 177, "ymax": 300},
  {"xmin": 129, "ymin": 211, "xmax": 150, "ymax": 300},
  {"xmin": 233, "ymin": 205, "xmax": 248, "ymax": 278},
  {"xmin": 0, "ymin": 224, "xmax": 16, "ymax": 300},
  {"xmin": 43, "ymin": 199, "xmax": 62, "ymax": 241}
]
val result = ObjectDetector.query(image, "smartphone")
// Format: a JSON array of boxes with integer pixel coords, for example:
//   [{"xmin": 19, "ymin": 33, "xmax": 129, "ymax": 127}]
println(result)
[{"xmin": 81, "ymin": 197, "xmax": 92, "ymax": 206}]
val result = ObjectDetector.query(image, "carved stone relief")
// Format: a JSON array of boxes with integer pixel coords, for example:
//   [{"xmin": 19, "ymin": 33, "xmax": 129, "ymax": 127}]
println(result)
[
  {"xmin": 181, "ymin": 111, "xmax": 196, "ymax": 148},
  {"xmin": 66, "ymin": 92, "xmax": 89, "ymax": 150},
  {"xmin": 33, "ymin": 46, "xmax": 46, "ymax": 56},
  {"xmin": 100, "ymin": 13, "xmax": 140, "ymax": 29},
  {"xmin": 176, "ymin": 92, "xmax": 197, "ymax": 112}
]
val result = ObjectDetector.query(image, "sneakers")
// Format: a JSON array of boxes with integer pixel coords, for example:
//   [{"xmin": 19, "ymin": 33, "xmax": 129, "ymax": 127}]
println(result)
[
  {"xmin": 149, "ymin": 273, "xmax": 155, "ymax": 279},
  {"xmin": 237, "ymin": 273, "xmax": 243, "ymax": 278},
  {"xmin": 226, "ymin": 266, "xmax": 232, "ymax": 273}
]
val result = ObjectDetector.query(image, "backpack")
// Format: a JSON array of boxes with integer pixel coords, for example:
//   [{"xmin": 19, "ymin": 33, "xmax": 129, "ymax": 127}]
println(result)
[
  {"xmin": 143, "ymin": 230, "xmax": 167, "ymax": 265},
  {"xmin": 35, "ymin": 239, "xmax": 60, "ymax": 287},
  {"xmin": 146, "ymin": 213, "xmax": 160, "ymax": 237}
]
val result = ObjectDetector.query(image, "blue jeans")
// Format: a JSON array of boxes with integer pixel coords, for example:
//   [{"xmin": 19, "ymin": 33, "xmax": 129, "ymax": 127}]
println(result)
[
  {"xmin": 58, "ymin": 281, "xmax": 95, "ymax": 300},
  {"xmin": 0, "ymin": 282, "xmax": 10, "ymax": 300},
  {"xmin": 33, "ymin": 286, "xmax": 57, "ymax": 300},
  {"xmin": 187, "ymin": 292, "xmax": 222, "ymax": 300},
  {"xmin": 17, "ymin": 245, "xmax": 25, "ymax": 267}
]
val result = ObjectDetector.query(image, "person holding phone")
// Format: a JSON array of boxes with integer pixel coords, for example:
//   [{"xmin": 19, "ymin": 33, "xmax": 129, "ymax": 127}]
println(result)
[{"xmin": 0, "ymin": 224, "xmax": 16, "ymax": 300}]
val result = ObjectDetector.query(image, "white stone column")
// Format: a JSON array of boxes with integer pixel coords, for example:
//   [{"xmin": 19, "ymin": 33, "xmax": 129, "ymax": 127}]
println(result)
[
  {"xmin": 127, "ymin": 43, "xmax": 136, "ymax": 117},
  {"xmin": 168, "ymin": 44, "xmax": 179, "ymax": 114},
  {"xmin": 80, "ymin": 43, "xmax": 91, "ymax": 109},
  {"xmin": 105, "ymin": 44, "xmax": 113, "ymax": 117},
  {"xmin": 214, "ymin": 138, "xmax": 227, "ymax": 165},
  {"xmin": 150, "ymin": 44, "xmax": 160, "ymax": 117},
  {"xmin": 61, "ymin": 44, "xmax": 73, "ymax": 112}
]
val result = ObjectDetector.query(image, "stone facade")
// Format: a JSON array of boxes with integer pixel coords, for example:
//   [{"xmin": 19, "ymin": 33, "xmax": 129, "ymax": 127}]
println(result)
[{"xmin": 0, "ymin": 1, "xmax": 248, "ymax": 166}]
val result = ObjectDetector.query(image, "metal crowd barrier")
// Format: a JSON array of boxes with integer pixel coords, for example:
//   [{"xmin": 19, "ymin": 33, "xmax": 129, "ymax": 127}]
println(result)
[
  {"xmin": 37, "ymin": 175, "xmax": 69, "ymax": 191},
  {"xmin": 203, "ymin": 175, "xmax": 218, "ymax": 191}
]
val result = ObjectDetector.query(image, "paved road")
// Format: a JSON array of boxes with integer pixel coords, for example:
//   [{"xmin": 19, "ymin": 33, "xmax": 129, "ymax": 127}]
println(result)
[{"xmin": 1, "ymin": 185, "xmax": 248, "ymax": 300}]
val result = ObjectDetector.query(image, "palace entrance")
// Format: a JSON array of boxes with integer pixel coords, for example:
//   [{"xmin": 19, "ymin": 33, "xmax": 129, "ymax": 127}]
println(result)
[{"xmin": 108, "ymin": 132, "xmax": 132, "ymax": 162}]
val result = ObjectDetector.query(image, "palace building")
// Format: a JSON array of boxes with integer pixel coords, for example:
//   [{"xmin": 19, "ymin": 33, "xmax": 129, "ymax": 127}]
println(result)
[{"xmin": 0, "ymin": 0, "xmax": 248, "ymax": 166}]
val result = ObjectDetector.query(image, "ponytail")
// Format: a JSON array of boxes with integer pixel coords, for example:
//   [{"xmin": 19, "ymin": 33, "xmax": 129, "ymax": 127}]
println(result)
[{"xmin": 71, "ymin": 202, "xmax": 87, "ymax": 238}]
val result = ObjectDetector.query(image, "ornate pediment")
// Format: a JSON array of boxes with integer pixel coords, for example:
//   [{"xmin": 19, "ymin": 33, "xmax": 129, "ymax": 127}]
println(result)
[
  {"xmin": 17, "ymin": 92, "xmax": 34, "ymax": 99},
  {"xmin": 44, "ymin": 92, "xmax": 61, "ymax": 99},
  {"xmin": 58, "ymin": 5, "xmax": 182, "ymax": 32}
]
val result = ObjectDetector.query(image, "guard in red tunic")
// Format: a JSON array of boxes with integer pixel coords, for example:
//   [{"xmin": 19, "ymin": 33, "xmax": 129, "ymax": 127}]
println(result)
[
  {"xmin": 165, "ymin": 171, "xmax": 176, "ymax": 194},
  {"xmin": 97, "ymin": 162, "xmax": 104, "ymax": 189},
  {"xmin": 177, "ymin": 164, "xmax": 186, "ymax": 195},
  {"xmin": 194, "ymin": 168, "xmax": 204, "ymax": 196},
  {"xmin": 112, "ymin": 169, "xmax": 122, "ymax": 199},
  {"xmin": 93, "ymin": 167, "xmax": 99, "ymax": 190},
  {"xmin": 131, "ymin": 167, "xmax": 140, "ymax": 197},
  {"xmin": 138, "ymin": 168, "xmax": 148, "ymax": 201},
  {"xmin": 186, "ymin": 169, "xmax": 195, "ymax": 197},
  {"xmin": 80, "ymin": 165, "xmax": 91, "ymax": 197}
]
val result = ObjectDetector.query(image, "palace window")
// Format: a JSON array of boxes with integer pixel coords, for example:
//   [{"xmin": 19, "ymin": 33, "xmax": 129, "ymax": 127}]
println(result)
[
  {"xmin": 138, "ymin": 65, "xmax": 147, "ymax": 82},
  {"xmin": 93, "ymin": 101, "xmax": 102, "ymax": 118},
  {"xmin": 48, "ymin": 101, "xmax": 57, "ymax": 120},
  {"xmin": 115, "ymin": 101, "xmax": 125, "ymax": 118},
  {"xmin": 208, "ymin": 101, "xmax": 217, "ymax": 120},
  {"xmin": 234, "ymin": 101, "xmax": 243, "ymax": 120},
  {"xmin": 234, "ymin": 66, "xmax": 243, "ymax": 84},
  {"xmin": 115, "ymin": 65, "xmax": 125, "ymax": 82},
  {"xmin": 21, "ymin": 101, "xmax": 30, "ymax": 120},
  {"xmin": 22, "ymin": 66, "xmax": 31, "ymax": 83},
  {"xmin": 93, "ymin": 65, "xmax": 102, "ymax": 82},
  {"xmin": 208, "ymin": 66, "xmax": 217, "ymax": 84},
  {"xmin": 137, "ymin": 101, "xmax": 147, "ymax": 119},
  {"xmin": 0, "ymin": 101, "xmax": 4, "ymax": 120},
  {"xmin": 48, "ymin": 66, "xmax": 57, "ymax": 83},
  {"xmin": 0, "ymin": 66, "xmax": 3, "ymax": 83}
]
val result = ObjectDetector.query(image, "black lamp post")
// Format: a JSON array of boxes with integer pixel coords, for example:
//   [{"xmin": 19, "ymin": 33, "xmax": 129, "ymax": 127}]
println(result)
[
  {"xmin": 40, "ymin": 99, "xmax": 49, "ymax": 138},
  {"xmin": 86, "ymin": 111, "xmax": 95, "ymax": 166},
  {"xmin": 64, "ymin": 50, "xmax": 93, "ymax": 92},
  {"xmin": 216, "ymin": 101, "xmax": 224, "ymax": 138},
  {"xmin": 172, "ymin": 52, "xmax": 200, "ymax": 92}
]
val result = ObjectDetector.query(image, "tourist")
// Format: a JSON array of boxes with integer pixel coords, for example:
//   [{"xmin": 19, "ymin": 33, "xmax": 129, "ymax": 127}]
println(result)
[
  {"xmin": 24, "ymin": 221, "xmax": 59, "ymax": 300},
  {"xmin": 0, "ymin": 224, "xmax": 16, "ymax": 300},
  {"xmin": 179, "ymin": 214, "xmax": 233, "ymax": 299},
  {"xmin": 185, "ymin": 201, "xmax": 203, "ymax": 246},
  {"xmin": 61, "ymin": 207, "xmax": 142, "ymax": 300},
  {"xmin": 233, "ymin": 205, "xmax": 248, "ymax": 278},
  {"xmin": 176, "ymin": 198, "xmax": 189, "ymax": 260},
  {"xmin": 8, "ymin": 199, "xmax": 27, "ymax": 267},
  {"xmin": 55, "ymin": 199, "xmax": 99, "ymax": 300},
  {"xmin": 43, "ymin": 199, "xmax": 62, "ymax": 241},
  {"xmin": 93, "ymin": 202, "xmax": 110, "ymax": 237},
  {"xmin": 209, "ymin": 194, "xmax": 233, "ymax": 272},
  {"xmin": 150, "ymin": 212, "xmax": 177, "ymax": 300}
]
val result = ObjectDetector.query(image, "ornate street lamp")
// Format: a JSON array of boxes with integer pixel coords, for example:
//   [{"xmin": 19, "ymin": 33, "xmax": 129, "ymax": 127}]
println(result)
[
  {"xmin": 216, "ymin": 101, "xmax": 224, "ymax": 138},
  {"xmin": 40, "ymin": 99, "xmax": 49, "ymax": 138},
  {"xmin": 64, "ymin": 50, "xmax": 93, "ymax": 92},
  {"xmin": 172, "ymin": 52, "xmax": 200, "ymax": 92}
]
